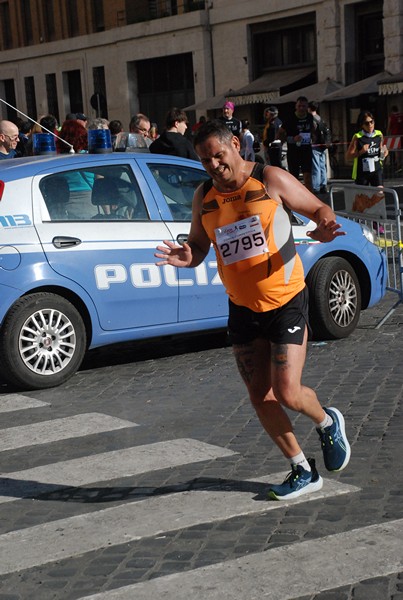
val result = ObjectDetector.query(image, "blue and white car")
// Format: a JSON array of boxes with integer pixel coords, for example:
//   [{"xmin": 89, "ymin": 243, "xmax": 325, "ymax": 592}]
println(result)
[{"xmin": 0, "ymin": 153, "xmax": 386, "ymax": 390}]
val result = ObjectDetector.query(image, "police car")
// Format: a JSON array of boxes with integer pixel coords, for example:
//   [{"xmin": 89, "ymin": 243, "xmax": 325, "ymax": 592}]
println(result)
[{"xmin": 0, "ymin": 152, "xmax": 386, "ymax": 390}]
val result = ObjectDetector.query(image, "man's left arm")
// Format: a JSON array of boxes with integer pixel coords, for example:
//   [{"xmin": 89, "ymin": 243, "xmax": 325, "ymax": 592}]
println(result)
[{"xmin": 264, "ymin": 167, "xmax": 345, "ymax": 243}]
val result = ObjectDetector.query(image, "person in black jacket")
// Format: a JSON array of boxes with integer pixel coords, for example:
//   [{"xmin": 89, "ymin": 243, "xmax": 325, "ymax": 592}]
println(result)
[
  {"xmin": 279, "ymin": 96, "xmax": 315, "ymax": 191},
  {"xmin": 150, "ymin": 108, "xmax": 200, "ymax": 161}
]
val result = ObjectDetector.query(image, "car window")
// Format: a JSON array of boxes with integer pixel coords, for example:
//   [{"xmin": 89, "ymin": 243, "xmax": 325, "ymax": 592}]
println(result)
[
  {"xmin": 39, "ymin": 165, "xmax": 149, "ymax": 221},
  {"xmin": 148, "ymin": 163, "xmax": 210, "ymax": 221}
]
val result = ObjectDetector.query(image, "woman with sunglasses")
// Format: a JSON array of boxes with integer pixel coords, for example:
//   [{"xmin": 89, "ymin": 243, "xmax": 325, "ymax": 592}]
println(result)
[{"xmin": 346, "ymin": 111, "xmax": 388, "ymax": 186}]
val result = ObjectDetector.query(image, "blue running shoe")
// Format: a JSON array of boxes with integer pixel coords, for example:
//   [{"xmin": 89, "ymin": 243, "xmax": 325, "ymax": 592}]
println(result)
[
  {"xmin": 317, "ymin": 407, "xmax": 351, "ymax": 472},
  {"xmin": 268, "ymin": 457, "xmax": 323, "ymax": 501}
]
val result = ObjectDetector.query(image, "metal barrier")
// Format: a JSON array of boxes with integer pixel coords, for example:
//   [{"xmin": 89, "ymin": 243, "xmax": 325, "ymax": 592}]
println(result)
[{"xmin": 329, "ymin": 183, "xmax": 403, "ymax": 327}]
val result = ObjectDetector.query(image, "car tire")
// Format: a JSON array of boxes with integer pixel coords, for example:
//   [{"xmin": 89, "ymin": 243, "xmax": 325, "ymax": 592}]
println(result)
[
  {"xmin": 0, "ymin": 292, "xmax": 87, "ymax": 390},
  {"xmin": 306, "ymin": 257, "xmax": 361, "ymax": 340}
]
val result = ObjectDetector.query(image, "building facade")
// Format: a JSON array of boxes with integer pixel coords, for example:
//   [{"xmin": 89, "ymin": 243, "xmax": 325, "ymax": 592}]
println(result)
[{"xmin": 0, "ymin": 0, "xmax": 402, "ymax": 148}]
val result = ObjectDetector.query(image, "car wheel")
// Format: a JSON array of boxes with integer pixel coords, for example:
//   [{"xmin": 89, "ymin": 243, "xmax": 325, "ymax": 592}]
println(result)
[
  {"xmin": 306, "ymin": 257, "xmax": 361, "ymax": 340},
  {"xmin": 0, "ymin": 292, "xmax": 87, "ymax": 390}
]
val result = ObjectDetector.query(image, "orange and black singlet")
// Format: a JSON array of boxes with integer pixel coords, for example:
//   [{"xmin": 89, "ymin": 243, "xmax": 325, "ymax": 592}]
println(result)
[{"xmin": 200, "ymin": 163, "xmax": 305, "ymax": 312}]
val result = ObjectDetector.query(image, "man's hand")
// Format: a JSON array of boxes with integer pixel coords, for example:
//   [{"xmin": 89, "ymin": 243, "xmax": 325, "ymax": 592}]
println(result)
[
  {"xmin": 155, "ymin": 240, "xmax": 193, "ymax": 267},
  {"xmin": 307, "ymin": 218, "xmax": 345, "ymax": 243}
]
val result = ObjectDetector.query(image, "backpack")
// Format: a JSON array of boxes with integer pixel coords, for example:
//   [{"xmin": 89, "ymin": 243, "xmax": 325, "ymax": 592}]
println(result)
[{"xmin": 316, "ymin": 119, "xmax": 332, "ymax": 146}]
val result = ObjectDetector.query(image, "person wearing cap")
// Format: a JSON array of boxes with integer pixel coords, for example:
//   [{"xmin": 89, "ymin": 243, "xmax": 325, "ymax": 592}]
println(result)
[
  {"xmin": 219, "ymin": 101, "xmax": 241, "ymax": 138},
  {"xmin": 262, "ymin": 106, "xmax": 283, "ymax": 167},
  {"xmin": 75, "ymin": 113, "xmax": 88, "ymax": 128}
]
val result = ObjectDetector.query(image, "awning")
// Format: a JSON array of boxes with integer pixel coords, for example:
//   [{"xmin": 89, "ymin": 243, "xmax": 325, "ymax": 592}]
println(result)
[
  {"xmin": 378, "ymin": 71, "xmax": 403, "ymax": 95},
  {"xmin": 183, "ymin": 91, "xmax": 234, "ymax": 112},
  {"xmin": 275, "ymin": 79, "xmax": 344, "ymax": 104},
  {"xmin": 322, "ymin": 71, "xmax": 390, "ymax": 101},
  {"xmin": 226, "ymin": 67, "xmax": 315, "ymax": 106}
]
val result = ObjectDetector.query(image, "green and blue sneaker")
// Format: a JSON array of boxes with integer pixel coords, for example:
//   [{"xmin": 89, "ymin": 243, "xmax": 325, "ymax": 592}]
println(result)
[
  {"xmin": 268, "ymin": 457, "xmax": 323, "ymax": 501},
  {"xmin": 317, "ymin": 407, "xmax": 351, "ymax": 472}
]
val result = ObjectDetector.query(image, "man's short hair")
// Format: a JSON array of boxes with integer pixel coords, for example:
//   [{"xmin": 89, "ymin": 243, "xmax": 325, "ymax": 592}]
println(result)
[
  {"xmin": 193, "ymin": 118, "xmax": 233, "ymax": 148},
  {"xmin": 165, "ymin": 108, "xmax": 188, "ymax": 129},
  {"xmin": 129, "ymin": 113, "xmax": 150, "ymax": 132},
  {"xmin": 296, "ymin": 96, "xmax": 308, "ymax": 103},
  {"xmin": 40, "ymin": 115, "xmax": 58, "ymax": 132},
  {"xmin": 109, "ymin": 120, "xmax": 123, "ymax": 135},
  {"xmin": 308, "ymin": 101, "xmax": 319, "ymax": 112}
]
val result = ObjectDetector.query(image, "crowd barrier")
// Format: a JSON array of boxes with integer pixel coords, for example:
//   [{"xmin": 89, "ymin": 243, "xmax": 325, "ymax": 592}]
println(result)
[{"xmin": 329, "ymin": 183, "xmax": 403, "ymax": 327}]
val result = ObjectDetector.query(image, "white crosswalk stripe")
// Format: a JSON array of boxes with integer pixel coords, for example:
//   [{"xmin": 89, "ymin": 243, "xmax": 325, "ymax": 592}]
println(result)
[
  {"xmin": 0, "ymin": 394, "xmax": 49, "ymax": 412},
  {"xmin": 0, "ymin": 474, "xmax": 358, "ymax": 575},
  {"xmin": 0, "ymin": 413, "xmax": 138, "ymax": 451},
  {"xmin": 78, "ymin": 519, "xmax": 403, "ymax": 600},
  {"xmin": 0, "ymin": 439, "xmax": 237, "ymax": 503}
]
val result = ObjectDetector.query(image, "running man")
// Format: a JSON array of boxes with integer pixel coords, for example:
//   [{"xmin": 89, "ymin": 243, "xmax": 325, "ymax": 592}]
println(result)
[{"xmin": 155, "ymin": 119, "xmax": 350, "ymax": 500}]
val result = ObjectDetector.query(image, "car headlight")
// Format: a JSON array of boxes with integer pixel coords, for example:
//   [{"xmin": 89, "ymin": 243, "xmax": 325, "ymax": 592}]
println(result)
[{"xmin": 360, "ymin": 223, "xmax": 375, "ymax": 244}]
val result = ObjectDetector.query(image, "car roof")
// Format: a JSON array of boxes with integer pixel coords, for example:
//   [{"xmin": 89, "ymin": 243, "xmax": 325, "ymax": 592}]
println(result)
[{"xmin": 0, "ymin": 153, "xmax": 202, "ymax": 181}]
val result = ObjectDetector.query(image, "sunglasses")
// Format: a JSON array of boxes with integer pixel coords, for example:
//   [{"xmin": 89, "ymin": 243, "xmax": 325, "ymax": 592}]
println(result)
[{"xmin": 363, "ymin": 120, "xmax": 374, "ymax": 125}]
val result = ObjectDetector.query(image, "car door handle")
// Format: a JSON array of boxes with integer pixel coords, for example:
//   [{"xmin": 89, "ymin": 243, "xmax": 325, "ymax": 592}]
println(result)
[
  {"xmin": 52, "ymin": 236, "xmax": 82, "ymax": 249},
  {"xmin": 176, "ymin": 234, "xmax": 188, "ymax": 245}
]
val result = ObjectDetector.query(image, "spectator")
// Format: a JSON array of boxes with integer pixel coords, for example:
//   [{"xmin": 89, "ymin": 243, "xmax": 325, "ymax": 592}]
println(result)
[
  {"xmin": 25, "ymin": 114, "xmax": 60, "ymax": 156},
  {"xmin": 56, "ymin": 119, "xmax": 88, "ymax": 153},
  {"xmin": 149, "ymin": 107, "xmax": 200, "ymax": 160},
  {"xmin": 149, "ymin": 123, "xmax": 159, "ymax": 140},
  {"xmin": 308, "ymin": 101, "xmax": 328, "ymax": 194},
  {"xmin": 30, "ymin": 120, "xmax": 43, "ymax": 137},
  {"xmin": 66, "ymin": 112, "xmax": 88, "ymax": 129},
  {"xmin": 0, "ymin": 120, "xmax": 19, "ymax": 159},
  {"xmin": 346, "ymin": 110, "xmax": 388, "ymax": 187},
  {"xmin": 109, "ymin": 119, "xmax": 123, "ymax": 136},
  {"xmin": 75, "ymin": 113, "xmax": 88, "ymax": 128},
  {"xmin": 40, "ymin": 114, "xmax": 59, "ymax": 136},
  {"xmin": 262, "ymin": 106, "xmax": 283, "ymax": 167},
  {"xmin": 191, "ymin": 115, "xmax": 206, "ymax": 136},
  {"xmin": 279, "ymin": 96, "xmax": 314, "ymax": 191},
  {"xmin": 129, "ymin": 113, "xmax": 151, "ymax": 138},
  {"xmin": 24, "ymin": 120, "xmax": 43, "ymax": 156},
  {"xmin": 240, "ymin": 119, "xmax": 255, "ymax": 161},
  {"xmin": 87, "ymin": 117, "xmax": 109, "ymax": 130},
  {"xmin": 219, "ymin": 101, "xmax": 242, "ymax": 138},
  {"xmin": 14, "ymin": 118, "xmax": 31, "ymax": 157},
  {"xmin": 109, "ymin": 119, "xmax": 123, "ymax": 149}
]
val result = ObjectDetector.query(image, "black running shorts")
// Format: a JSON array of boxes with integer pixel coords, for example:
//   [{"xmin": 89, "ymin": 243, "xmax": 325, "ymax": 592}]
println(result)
[{"xmin": 228, "ymin": 286, "xmax": 310, "ymax": 346}]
